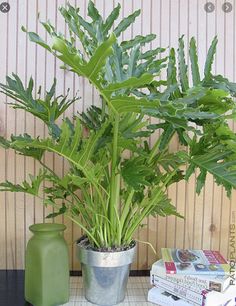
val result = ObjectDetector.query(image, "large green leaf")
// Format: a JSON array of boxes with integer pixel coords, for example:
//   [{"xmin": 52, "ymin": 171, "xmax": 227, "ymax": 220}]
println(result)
[
  {"xmin": 204, "ymin": 36, "xmax": 218, "ymax": 80},
  {"xmin": 167, "ymin": 48, "xmax": 181, "ymax": 98},
  {"xmin": 189, "ymin": 146, "xmax": 236, "ymax": 195},
  {"xmin": 22, "ymin": 26, "xmax": 52, "ymax": 51},
  {"xmin": 0, "ymin": 134, "xmax": 44, "ymax": 161},
  {"xmin": 11, "ymin": 119, "xmax": 108, "ymax": 188},
  {"xmin": 178, "ymin": 36, "xmax": 189, "ymax": 91},
  {"xmin": 83, "ymin": 33, "xmax": 116, "ymax": 79},
  {"xmin": 189, "ymin": 37, "xmax": 201, "ymax": 85},
  {"xmin": 0, "ymin": 75, "xmax": 77, "ymax": 126},
  {"xmin": 24, "ymin": 24, "xmax": 116, "ymax": 82},
  {"xmin": 87, "ymin": 0, "xmax": 102, "ymax": 22},
  {"xmin": 114, "ymin": 9, "xmax": 141, "ymax": 37},
  {"xmin": 121, "ymin": 157, "xmax": 154, "ymax": 190},
  {"xmin": 103, "ymin": 3, "xmax": 121, "ymax": 35},
  {"xmin": 103, "ymin": 73, "xmax": 153, "ymax": 95},
  {"xmin": 121, "ymin": 34, "xmax": 156, "ymax": 50},
  {"xmin": 159, "ymin": 125, "xmax": 175, "ymax": 150},
  {"xmin": 110, "ymin": 96, "xmax": 159, "ymax": 113},
  {"xmin": 0, "ymin": 169, "xmax": 46, "ymax": 196}
]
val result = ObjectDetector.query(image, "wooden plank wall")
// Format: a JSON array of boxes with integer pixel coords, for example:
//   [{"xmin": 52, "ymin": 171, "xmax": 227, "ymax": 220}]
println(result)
[{"xmin": 0, "ymin": 0, "xmax": 235, "ymax": 270}]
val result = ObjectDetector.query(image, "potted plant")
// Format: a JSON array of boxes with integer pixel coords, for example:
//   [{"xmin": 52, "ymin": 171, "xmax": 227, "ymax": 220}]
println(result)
[{"xmin": 1, "ymin": 1, "xmax": 236, "ymax": 305}]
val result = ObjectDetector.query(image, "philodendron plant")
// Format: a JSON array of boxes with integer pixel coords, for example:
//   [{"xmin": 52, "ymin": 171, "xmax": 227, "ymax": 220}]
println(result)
[{"xmin": 1, "ymin": 1, "xmax": 236, "ymax": 250}]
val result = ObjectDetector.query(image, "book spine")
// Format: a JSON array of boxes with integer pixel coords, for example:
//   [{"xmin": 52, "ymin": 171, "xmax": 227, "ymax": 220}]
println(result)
[
  {"xmin": 168, "ymin": 269, "xmax": 226, "ymax": 276},
  {"xmin": 152, "ymin": 274, "xmax": 206, "ymax": 305},
  {"xmin": 151, "ymin": 270, "xmax": 228, "ymax": 293},
  {"xmin": 147, "ymin": 295, "xmax": 171, "ymax": 306},
  {"xmin": 148, "ymin": 293, "xmax": 191, "ymax": 306},
  {"xmin": 148, "ymin": 292, "xmax": 179, "ymax": 306}
]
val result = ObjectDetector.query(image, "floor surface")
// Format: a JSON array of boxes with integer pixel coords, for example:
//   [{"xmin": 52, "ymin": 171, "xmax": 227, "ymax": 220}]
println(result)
[
  {"xmin": 0, "ymin": 271, "xmax": 155, "ymax": 306},
  {"xmin": 63, "ymin": 276, "xmax": 154, "ymax": 306}
]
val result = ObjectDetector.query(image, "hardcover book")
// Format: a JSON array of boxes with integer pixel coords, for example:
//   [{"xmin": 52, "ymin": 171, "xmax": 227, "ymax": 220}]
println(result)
[
  {"xmin": 148, "ymin": 287, "xmax": 192, "ymax": 306},
  {"xmin": 151, "ymin": 259, "xmax": 231, "ymax": 293},
  {"xmin": 161, "ymin": 248, "xmax": 230, "ymax": 275},
  {"xmin": 151, "ymin": 274, "xmax": 236, "ymax": 306}
]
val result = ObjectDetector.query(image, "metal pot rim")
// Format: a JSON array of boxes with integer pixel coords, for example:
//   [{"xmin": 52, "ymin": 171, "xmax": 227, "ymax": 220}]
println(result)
[{"xmin": 76, "ymin": 237, "xmax": 137, "ymax": 267}]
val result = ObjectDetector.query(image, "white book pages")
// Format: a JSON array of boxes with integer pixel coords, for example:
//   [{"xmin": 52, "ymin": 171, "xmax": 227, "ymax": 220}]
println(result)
[{"xmin": 148, "ymin": 287, "xmax": 192, "ymax": 306}]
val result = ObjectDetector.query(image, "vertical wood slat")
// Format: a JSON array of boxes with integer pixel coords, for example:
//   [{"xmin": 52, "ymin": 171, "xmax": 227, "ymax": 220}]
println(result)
[
  {"xmin": 128, "ymin": 0, "xmax": 140, "ymax": 270},
  {"xmin": 35, "ymin": 0, "xmax": 47, "ymax": 226},
  {"xmin": 218, "ymin": 0, "xmax": 233, "ymax": 258},
  {"xmin": 0, "ymin": 0, "xmax": 8, "ymax": 269},
  {"xmin": 24, "ymin": 0, "xmax": 36, "ymax": 263},
  {"xmin": 147, "ymin": 0, "xmax": 160, "ymax": 268},
  {"xmin": 212, "ymin": 0, "xmax": 226, "ymax": 255},
  {"xmin": 5, "ymin": 0, "xmax": 17, "ymax": 269},
  {"xmin": 201, "ymin": 0, "xmax": 216, "ymax": 251},
  {"xmin": 184, "ymin": 0, "xmax": 198, "ymax": 251},
  {"xmin": 0, "ymin": 0, "xmax": 235, "ymax": 269},
  {"xmin": 166, "ymin": 0, "xmax": 179, "ymax": 252},
  {"xmin": 192, "ymin": 0, "xmax": 206, "ymax": 251},
  {"xmin": 15, "ymin": 0, "xmax": 26, "ymax": 269},
  {"xmin": 155, "ymin": 0, "xmax": 168, "ymax": 262},
  {"xmin": 71, "ymin": 0, "xmax": 86, "ymax": 271}
]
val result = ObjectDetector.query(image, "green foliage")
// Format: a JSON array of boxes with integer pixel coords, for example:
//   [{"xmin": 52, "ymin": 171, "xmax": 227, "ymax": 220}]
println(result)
[
  {"xmin": 189, "ymin": 37, "xmax": 200, "ymax": 85},
  {"xmin": 0, "ymin": 134, "xmax": 44, "ymax": 160},
  {"xmin": 204, "ymin": 36, "xmax": 218, "ymax": 80},
  {"xmin": 1, "ymin": 1, "xmax": 236, "ymax": 249},
  {"xmin": 0, "ymin": 170, "xmax": 46, "ymax": 196},
  {"xmin": 0, "ymin": 75, "xmax": 77, "ymax": 136},
  {"xmin": 121, "ymin": 157, "xmax": 154, "ymax": 190},
  {"xmin": 178, "ymin": 36, "xmax": 189, "ymax": 91},
  {"xmin": 189, "ymin": 145, "xmax": 236, "ymax": 196}
]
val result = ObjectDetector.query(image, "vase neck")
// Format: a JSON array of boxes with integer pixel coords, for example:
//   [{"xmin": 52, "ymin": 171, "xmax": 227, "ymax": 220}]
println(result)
[{"xmin": 29, "ymin": 223, "xmax": 66, "ymax": 235}]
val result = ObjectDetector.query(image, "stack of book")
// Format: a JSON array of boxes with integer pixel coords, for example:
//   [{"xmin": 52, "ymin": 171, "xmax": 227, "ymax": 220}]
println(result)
[{"xmin": 148, "ymin": 248, "xmax": 236, "ymax": 306}]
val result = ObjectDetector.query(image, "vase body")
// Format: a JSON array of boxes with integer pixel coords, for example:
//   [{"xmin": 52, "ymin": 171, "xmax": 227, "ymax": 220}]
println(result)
[
  {"xmin": 77, "ymin": 238, "xmax": 136, "ymax": 306},
  {"xmin": 25, "ymin": 223, "xmax": 69, "ymax": 306}
]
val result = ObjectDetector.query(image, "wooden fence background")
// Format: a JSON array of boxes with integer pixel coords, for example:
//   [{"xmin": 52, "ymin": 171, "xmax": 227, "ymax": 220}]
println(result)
[{"xmin": 0, "ymin": 0, "xmax": 236, "ymax": 270}]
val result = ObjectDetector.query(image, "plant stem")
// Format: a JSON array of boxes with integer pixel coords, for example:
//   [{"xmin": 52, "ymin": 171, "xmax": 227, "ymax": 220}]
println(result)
[
  {"xmin": 109, "ymin": 114, "xmax": 120, "ymax": 242},
  {"xmin": 120, "ymin": 189, "xmax": 134, "ymax": 231},
  {"xmin": 39, "ymin": 160, "xmax": 58, "ymax": 177},
  {"xmin": 67, "ymin": 215, "xmax": 100, "ymax": 247},
  {"xmin": 147, "ymin": 137, "xmax": 161, "ymax": 164}
]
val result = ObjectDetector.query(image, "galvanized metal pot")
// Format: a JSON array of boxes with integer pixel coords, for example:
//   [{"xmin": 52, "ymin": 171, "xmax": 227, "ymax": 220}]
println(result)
[{"xmin": 77, "ymin": 238, "xmax": 136, "ymax": 306}]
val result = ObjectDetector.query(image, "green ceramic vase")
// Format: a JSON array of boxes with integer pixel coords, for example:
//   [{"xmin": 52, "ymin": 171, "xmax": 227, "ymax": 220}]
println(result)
[{"xmin": 25, "ymin": 223, "xmax": 70, "ymax": 306}]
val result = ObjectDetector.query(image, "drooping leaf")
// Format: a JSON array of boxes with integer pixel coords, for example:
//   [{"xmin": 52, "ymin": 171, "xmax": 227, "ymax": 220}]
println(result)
[
  {"xmin": 0, "ymin": 134, "xmax": 44, "ymax": 160},
  {"xmin": 150, "ymin": 190, "xmax": 183, "ymax": 218},
  {"xmin": 46, "ymin": 203, "xmax": 67, "ymax": 219},
  {"xmin": 190, "ymin": 145, "xmax": 236, "ymax": 195},
  {"xmin": 0, "ymin": 75, "xmax": 78, "ymax": 127},
  {"xmin": 11, "ymin": 119, "xmax": 108, "ymax": 190},
  {"xmin": 0, "ymin": 169, "xmax": 46, "ymax": 196},
  {"xmin": 196, "ymin": 169, "xmax": 207, "ymax": 194}
]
